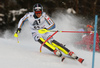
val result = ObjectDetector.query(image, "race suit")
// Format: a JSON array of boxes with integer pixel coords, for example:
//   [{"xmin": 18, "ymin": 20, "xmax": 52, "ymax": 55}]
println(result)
[
  {"xmin": 18, "ymin": 12, "xmax": 55, "ymax": 41},
  {"xmin": 17, "ymin": 12, "xmax": 70, "ymax": 55}
]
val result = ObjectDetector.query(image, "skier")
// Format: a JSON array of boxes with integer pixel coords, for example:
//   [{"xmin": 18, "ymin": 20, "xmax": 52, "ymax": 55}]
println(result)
[{"xmin": 14, "ymin": 3, "xmax": 84, "ymax": 63}]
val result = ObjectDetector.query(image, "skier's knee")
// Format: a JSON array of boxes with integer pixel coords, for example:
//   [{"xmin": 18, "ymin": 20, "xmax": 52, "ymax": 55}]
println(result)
[{"xmin": 34, "ymin": 35, "xmax": 41, "ymax": 41}]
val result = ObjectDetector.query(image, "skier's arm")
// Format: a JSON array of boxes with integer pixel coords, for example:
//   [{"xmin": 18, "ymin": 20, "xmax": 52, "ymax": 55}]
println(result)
[
  {"xmin": 96, "ymin": 33, "xmax": 99, "ymax": 44},
  {"xmin": 18, "ymin": 14, "xmax": 28, "ymax": 29},
  {"xmin": 16, "ymin": 13, "xmax": 28, "ymax": 33},
  {"xmin": 44, "ymin": 14, "xmax": 55, "ymax": 30},
  {"xmin": 90, "ymin": 32, "xmax": 99, "ymax": 44},
  {"xmin": 14, "ymin": 13, "xmax": 28, "ymax": 37}
]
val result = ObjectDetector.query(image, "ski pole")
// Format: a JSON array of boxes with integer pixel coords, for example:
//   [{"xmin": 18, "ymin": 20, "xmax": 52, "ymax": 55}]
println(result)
[
  {"xmin": 17, "ymin": 37, "xmax": 19, "ymax": 43},
  {"xmin": 38, "ymin": 29, "xmax": 91, "ymax": 34},
  {"xmin": 14, "ymin": 33, "xmax": 19, "ymax": 43}
]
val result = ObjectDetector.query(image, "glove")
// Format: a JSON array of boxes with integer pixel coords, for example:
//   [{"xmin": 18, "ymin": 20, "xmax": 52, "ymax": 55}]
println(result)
[
  {"xmin": 16, "ymin": 28, "xmax": 21, "ymax": 33},
  {"xmin": 14, "ymin": 28, "xmax": 21, "ymax": 37},
  {"xmin": 44, "ymin": 28, "xmax": 47, "ymax": 29}
]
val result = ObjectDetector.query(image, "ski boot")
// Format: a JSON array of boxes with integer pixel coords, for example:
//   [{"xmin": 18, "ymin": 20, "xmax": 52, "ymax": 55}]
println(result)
[
  {"xmin": 54, "ymin": 49, "xmax": 62, "ymax": 57},
  {"xmin": 68, "ymin": 51, "xmax": 84, "ymax": 63}
]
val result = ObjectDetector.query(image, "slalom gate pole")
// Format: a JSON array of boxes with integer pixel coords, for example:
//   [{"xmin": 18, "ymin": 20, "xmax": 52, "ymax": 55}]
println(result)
[
  {"xmin": 61, "ymin": 31, "xmax": 90, "ymax": 33},
  {"xmin": 38, "ymin": 29, "xmax": 91, "ymax": 34},
  {"xmin": 92, "ymin": 15, "xmax": 98, "ymax": 68},
  {"xmin": 40, "ymin": 31, "xmax": 58, "ymax": 52}
]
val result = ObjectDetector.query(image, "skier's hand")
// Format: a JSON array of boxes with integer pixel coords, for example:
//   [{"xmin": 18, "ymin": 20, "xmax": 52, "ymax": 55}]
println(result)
[
  {"xmin": 16, "ymin": 28, "xmax": 21, "ymax": 33},
  {"xmin": 14, "ymin": 28, "xmax": 21, "ymax": 37}
]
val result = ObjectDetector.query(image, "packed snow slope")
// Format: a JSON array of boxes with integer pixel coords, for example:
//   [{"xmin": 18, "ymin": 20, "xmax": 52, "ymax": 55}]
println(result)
[{"xmin": 0, "ymin": 13, "xmax": 100, "ymax": 68}]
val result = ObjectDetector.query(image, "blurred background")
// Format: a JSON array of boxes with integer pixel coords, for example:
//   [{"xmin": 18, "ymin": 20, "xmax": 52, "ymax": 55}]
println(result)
[{"xmin": 0, "ymin": 0, "xmax": 100, "ymax": 36}]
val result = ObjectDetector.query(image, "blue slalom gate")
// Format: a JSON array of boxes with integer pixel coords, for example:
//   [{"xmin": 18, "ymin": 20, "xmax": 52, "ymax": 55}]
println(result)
[{"xmin": 92, "ymin": 15, "xmax": 98, "ymax": 68}]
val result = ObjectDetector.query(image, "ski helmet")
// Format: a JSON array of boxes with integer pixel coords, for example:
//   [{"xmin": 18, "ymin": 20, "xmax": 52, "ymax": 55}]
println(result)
[
  {"xmin": 87, "ymin": 25, "xmax": 93, "ymax": 28},
  {"xmin": 33, "ymin": 3, "xmax": 43, "ymax": 14}
]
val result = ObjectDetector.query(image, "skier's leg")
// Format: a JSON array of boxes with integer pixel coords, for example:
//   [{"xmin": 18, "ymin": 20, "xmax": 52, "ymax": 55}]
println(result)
[
  {"xmin": 32, "ymin": 31, "xmax": 62, "ymax": 57},
  {"xmin": 51, "ymin": 40, "xmax": 77, "ymax": 58},
  {"xmin": 42, "ymin": 32, "xmax": 84, "ymax": 63},
  {"xmin": 51, "ymin": 40, "xmax": 84, "ymax": 63},
  {"xmin": 38, "ymin": 37, "xmax": 62, "ymax": 57}
]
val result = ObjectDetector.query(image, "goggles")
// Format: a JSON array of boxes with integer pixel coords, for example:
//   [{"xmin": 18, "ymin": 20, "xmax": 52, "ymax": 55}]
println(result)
[{"xmin": 35, "ymin": 11, "xmax": 42, "ymax": 14}]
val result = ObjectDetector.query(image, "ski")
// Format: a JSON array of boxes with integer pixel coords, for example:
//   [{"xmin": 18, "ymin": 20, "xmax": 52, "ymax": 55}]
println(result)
[
  {"xmin": 61, "ymin": 55, "xmax": 74, "ymax": 62},
  {"xmin": 61, "ymin": 56, "xmax": 65, "ymax": 62},
  {"xmin": 61, "ymin": 55, "xmax": 84, "ymax": 64}
]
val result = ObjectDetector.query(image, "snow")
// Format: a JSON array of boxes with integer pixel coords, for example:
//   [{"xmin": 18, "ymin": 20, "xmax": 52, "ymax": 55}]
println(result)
[{"xmin": 0, "ymin": 13, "xmax": 100, "ymax": 68}]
